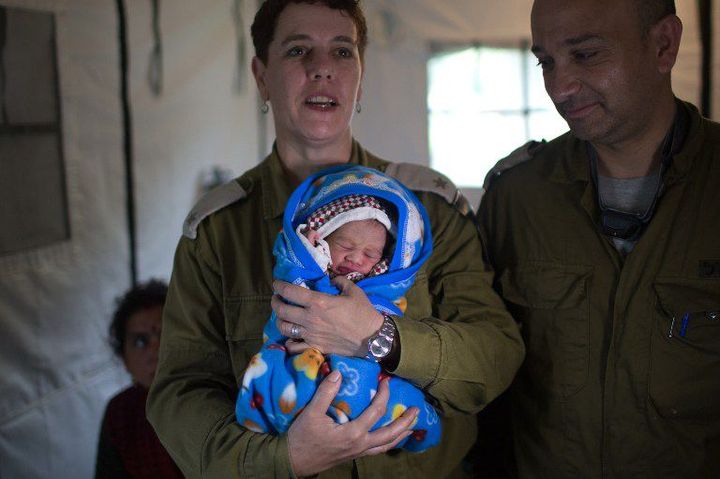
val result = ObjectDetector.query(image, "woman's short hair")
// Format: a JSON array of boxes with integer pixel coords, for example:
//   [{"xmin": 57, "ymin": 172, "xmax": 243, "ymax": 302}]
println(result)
[
  {"xmin": 109, "ymin": 279, "xmax": 168, "ymax": 357},
  {"xmin": 251, "ymin": 0, "xmax": 368, "ymax": 65}
]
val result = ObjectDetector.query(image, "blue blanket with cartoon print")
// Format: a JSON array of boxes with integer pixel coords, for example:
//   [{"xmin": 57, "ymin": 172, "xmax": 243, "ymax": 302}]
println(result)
[{"xmin": 235, "ymin": 165, "xmax": 441, "ymax": 452}]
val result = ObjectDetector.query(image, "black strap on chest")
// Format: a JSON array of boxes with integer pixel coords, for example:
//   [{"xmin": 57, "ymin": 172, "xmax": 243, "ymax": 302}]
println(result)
[{"xmin": 588, "ymin": 101, "xmax": 689, "ymax": 241}]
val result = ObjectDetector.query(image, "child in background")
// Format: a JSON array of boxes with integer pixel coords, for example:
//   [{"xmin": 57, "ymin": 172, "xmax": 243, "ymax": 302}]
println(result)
[{"xmin": 95, "ymin": 280, "xmax": 183, "ymax": 479}]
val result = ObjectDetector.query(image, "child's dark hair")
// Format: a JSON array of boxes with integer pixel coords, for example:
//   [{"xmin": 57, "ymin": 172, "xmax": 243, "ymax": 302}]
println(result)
[{"xmin": 109, "ymin": 279, "xmax": 168, "ymax": 357}]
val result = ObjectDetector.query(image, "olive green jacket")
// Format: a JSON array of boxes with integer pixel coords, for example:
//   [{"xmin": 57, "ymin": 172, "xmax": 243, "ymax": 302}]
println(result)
[
  {"xmin": 478, "ymin": 102, "xmax": 720, "ymax": 478},
  {"xmin": 148, "ymin": 141, "xmax": 524, "ymax": 478}
]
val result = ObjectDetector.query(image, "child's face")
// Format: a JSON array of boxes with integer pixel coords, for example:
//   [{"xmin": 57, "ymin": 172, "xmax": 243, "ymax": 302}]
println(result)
[
  {"xmin": 325, "ymin": 219, "xmax": 387, "ymax": 275},
  {"xmin": 122, "ymin": 305, "xmax": 162, "ymax": 389}
]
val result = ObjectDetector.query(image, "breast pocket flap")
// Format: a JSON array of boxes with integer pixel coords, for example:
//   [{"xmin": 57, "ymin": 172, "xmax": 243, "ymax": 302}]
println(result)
[
  {"xmin": 499, "ymin": 263, "xmax": 592, "ymax": 310},
  {"xmin": 225, "ymin": 295, "xmax": 273, "ymax": 341}
]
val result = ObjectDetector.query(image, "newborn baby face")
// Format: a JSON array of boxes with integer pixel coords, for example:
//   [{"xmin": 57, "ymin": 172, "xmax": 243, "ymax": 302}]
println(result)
[{"xmin": 325, "ymin": 219, "xmax": 387, "ymax": 275}]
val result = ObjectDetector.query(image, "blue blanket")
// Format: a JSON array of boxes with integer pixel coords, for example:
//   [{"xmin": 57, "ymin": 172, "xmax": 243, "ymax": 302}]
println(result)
[{"xmin": 235, "ymin": 165, "xmax": 442, "ymax": 452}]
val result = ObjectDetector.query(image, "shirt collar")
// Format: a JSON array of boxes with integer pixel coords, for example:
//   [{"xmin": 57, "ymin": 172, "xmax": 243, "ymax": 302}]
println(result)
[
  {"xmin": 550, "ymin": 98, "xmax": 697, "ymax": 185},
  {"xmin": 260, "ymin": 139, "xmax": 376, "ymax": 219},
  {"xmin": 663, "ymin": 100, "xmax": 705, "ymax": 185}
]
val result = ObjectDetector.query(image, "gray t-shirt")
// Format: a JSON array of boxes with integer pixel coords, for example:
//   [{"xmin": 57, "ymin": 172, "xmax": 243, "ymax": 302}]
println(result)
[{"xmin": 598, "ymin": 174, "xmax": 660, "ymax": 255}]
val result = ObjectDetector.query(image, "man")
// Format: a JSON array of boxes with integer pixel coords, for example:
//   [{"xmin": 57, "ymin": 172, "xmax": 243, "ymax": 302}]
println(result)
[{"xmin": 477, "ymin": 0, "xmax": 720, "ymax": 477}]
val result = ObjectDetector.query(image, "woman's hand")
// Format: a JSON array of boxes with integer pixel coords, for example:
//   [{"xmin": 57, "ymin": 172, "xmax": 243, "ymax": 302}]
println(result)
[
  {"xmin": 287, "ymin": 370, "xmax": 418, "ymax": 477},
  {"xmin": 272, "ymin": 276, "xmax": 384, "ymax": 357}
]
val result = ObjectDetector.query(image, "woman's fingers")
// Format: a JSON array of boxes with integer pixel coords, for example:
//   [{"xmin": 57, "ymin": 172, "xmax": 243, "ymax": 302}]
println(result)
[
  {"xmin": 271, "ymin": 295, "xmax": 306, "ymax": 324},
  {"xmin": 284, "ymin": 338, "xmax": 311, "ymax": 354},
  {"xmin": 362, "ymin": 430, "xmax": 413, "ymax": 457},
  {"xmin": 273, "ymin": 280, "xmax": 322, "ymax": 307},
  {"xmin": 360, "ymin": 407, "xmax": 419, "ymax": 456},
  {"xmin": 350, "ymin": 378, "xmax": 391, "ymax": 429},
  {"xmin": 304, "ymin": 370, "xmax": 342, "ymax": 415},
  {"xmin": 276, "ymin": 318, "xmax": 304, "ymax": 339}
]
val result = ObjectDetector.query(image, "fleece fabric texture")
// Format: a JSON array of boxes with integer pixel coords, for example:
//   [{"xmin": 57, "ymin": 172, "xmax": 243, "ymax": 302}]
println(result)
[{"xmin": 235, "ymin": 165, "xmax": 442, "ymax": 452}]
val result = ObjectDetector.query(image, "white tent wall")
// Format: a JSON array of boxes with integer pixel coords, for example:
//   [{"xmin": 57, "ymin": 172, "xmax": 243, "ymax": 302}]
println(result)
[
  {"xmin": 0, "ymin": 0, "xmax": 260, "ymax": 478},
  {"xmin": 0, "ymin": 1, "xmax": 131, "ymax": 478},
  {"xmin": 130, "ymin": 0, "xmax": 262, "ymax": 282},
  {"xmin": 0, "ymin": 1, "xmax": 714, "ymax": 478}
]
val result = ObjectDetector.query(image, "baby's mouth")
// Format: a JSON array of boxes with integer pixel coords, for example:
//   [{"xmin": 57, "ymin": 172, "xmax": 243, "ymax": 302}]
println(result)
[{"xmin": 333, "ymin": 265, "xmax": 353, "ymax": 275}]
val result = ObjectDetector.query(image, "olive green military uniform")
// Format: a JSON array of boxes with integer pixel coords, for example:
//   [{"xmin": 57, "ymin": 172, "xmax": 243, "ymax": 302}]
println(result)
[
  {"xmin": 477, "ymin": 102, "xmax": 720, "ymax": 478},
  {"xmin": 148, "ymin": 140, "xmax": 524, "ymax": 478}
]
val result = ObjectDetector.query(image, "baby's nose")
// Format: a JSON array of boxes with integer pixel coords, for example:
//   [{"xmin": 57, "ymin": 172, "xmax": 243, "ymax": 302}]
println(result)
[{"xmin": 346, "ymin": 250, "xmax": 363, "ymax": 264}]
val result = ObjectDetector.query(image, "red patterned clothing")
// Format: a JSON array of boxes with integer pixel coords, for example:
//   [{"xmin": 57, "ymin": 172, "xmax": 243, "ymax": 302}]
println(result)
[{"xmin": 95, "ymin": 384, "xmax": 183, "ymax": 479}]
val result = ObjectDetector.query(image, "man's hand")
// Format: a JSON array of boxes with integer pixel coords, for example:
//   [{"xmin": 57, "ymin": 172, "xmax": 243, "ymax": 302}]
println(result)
[
  {"xmin": 287, "ymin": 370, "xmax": 418, "ymax": 477},
  {"xmin": 272, "ymin": 276, "xmax": 384, "ymax": 357}
]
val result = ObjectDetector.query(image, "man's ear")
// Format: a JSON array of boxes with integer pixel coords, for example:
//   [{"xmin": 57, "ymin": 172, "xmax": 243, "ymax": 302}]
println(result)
[
  {"xmin": 252, "ymin": 56, "xmax": 269, "ymax": 101},
  {"xmin": 651, "ymin": 14, "xmax": 683, "ymax": 74}
]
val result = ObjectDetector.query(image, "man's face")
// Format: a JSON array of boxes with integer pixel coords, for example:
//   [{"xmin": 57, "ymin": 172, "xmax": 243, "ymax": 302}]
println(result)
[{"xmin": 531, "ymin": 0, "xmax": 665, "ymax": 147}]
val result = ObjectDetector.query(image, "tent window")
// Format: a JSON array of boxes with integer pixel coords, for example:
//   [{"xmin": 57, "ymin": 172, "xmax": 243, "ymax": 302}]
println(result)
[
  {"xmin": 427, "ymin": 43, "xmax": 567, "ymax": 188},
  {"xmin": 0, "ymin": 7, "xmax": 69, "ymax": 256}
]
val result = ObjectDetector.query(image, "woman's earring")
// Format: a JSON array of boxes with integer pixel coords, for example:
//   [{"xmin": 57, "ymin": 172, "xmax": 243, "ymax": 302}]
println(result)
[
  {"xmin": 260, "ymin": 101, "xmax": 269, "ymax": 114},
  {"xmin": 355, "ymin": 102, "xmax": 362, "ymax": 114}
]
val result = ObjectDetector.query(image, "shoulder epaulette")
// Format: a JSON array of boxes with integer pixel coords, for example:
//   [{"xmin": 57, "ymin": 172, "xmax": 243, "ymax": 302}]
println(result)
[
  {"xmin": 481, "ymin": 140, "xmax": 545, "ymax": 194},
  {"xmin": 182, "ymin": 180, "xmax": 247, "ymax": 239},
  {"xmin": 384, "ymin": 162, "xmax": 474, "ymax": 218},
  {"xmin": 480, "ymin": 140, "xmax": 547, "ymax": 203}
]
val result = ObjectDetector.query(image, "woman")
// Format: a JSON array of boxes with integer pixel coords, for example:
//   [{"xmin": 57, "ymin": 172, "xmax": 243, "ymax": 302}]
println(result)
[
  {"xmin": 147, "ymin": 1, "xmax": 524, "ymax": 477},
  {"xmin": 95, "ymin": 280, "xmax": 182, "ymax": 479}
]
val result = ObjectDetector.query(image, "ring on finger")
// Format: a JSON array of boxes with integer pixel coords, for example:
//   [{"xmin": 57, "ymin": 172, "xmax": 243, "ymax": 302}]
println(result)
[{"xmin": 289, "ymin": 323, "xmax": 301, "ymax": 339}]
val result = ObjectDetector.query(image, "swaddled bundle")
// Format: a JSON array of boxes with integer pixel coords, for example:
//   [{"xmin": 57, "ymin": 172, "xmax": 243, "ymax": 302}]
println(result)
[{"xmin": 235, "ymin": 165, "xmax": 441, "ymax": 452}]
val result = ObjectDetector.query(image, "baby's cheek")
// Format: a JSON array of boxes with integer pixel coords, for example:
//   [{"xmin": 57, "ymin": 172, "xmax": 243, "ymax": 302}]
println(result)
[{"xmin": 329, "ymin": 251, "xmax": 341, "ymax": 266}]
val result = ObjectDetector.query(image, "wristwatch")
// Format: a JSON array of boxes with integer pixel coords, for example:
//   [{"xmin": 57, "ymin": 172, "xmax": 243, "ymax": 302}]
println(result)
[{"xmin": 367, "ymin": 314, "xmax": 396, "ymax": 361}]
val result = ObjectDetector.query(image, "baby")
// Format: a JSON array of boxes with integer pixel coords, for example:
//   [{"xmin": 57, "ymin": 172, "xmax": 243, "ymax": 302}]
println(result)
[
  {"xmin": 235, "ymin": 165, "xmax": 441, "ymax": 452},
  {"xmin": 299, "ymin": 193, "xmax": 393, "ymax": 282}
]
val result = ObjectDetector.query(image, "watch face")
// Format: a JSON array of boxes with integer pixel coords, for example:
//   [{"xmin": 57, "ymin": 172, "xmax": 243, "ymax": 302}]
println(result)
[{"xmin": 370, "ymin": 337, "xmax": 391, "ymax": 358}]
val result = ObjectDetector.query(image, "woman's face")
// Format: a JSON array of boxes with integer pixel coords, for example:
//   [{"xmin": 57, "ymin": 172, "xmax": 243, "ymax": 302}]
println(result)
[{"xmin": 252, "ymin": 2, "xmax": 363, "ymax": 149}]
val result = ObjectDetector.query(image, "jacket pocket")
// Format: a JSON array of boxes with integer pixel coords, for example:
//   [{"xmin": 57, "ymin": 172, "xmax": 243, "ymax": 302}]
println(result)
[
  {"xmin": 649, "ymin": 279, "xmax": 720, "ymax": 419},
  {"xmin": 224, "ymin": 295, "xmax": 272, "ymax": 381},
  {"xmin": 499, "ymin": 262, "xmax": 591, "ymax": 398}
]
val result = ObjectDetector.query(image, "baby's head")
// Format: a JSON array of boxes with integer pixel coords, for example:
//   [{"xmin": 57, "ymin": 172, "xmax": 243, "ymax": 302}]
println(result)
[
  {"xmin": 324, "ymin": 219, "xmax": 387, "ymax": 276},
  {"xmin": 302, "ymin": 194, "xmax": 394, "ymax": 279}
]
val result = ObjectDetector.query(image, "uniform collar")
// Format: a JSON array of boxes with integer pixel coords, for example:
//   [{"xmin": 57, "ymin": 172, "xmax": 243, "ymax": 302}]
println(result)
[
  {"xmin": 261, "ymin": 146, "xmax": 294, "ymax": 220},
  {"xmin": 550, "ymin": 98, "xmax": 700, "ymax": 185},
  {"xmin": 260, "ymin": 139, "xmax": 377, "ymax": 220},
  {"xmin": 549, "ymin": 133, "xmax": 591, "ymax": 184},
  {"xmin": 663, "ymin": 100, "xmax": 705, "ymax": 185}
]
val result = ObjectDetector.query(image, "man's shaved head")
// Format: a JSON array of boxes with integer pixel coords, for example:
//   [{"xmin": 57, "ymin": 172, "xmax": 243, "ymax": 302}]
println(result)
[{"xmin": 636, "ymin": 0, "xmax": 676, "ymax": 32}]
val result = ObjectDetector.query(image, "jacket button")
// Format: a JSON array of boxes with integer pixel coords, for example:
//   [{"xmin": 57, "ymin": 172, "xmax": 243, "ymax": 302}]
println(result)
[
  {"xmin": 670, "ymin": 408, "xmax": 679, "ymax": 416},
  {"xmin": 707, "ymin": 311, "xmax": 719, "ymax": 321}
]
